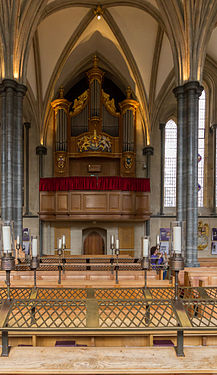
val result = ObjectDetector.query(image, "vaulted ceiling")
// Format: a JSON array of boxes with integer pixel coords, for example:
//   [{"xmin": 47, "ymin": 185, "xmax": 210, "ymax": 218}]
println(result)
[{"xmin": 23, "ymin": 0, "xmax": 217, "ymax": 142}]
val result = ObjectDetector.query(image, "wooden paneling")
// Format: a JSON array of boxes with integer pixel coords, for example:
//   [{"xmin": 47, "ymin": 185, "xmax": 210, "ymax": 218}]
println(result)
[
  {"xmin": 70, "ymin": 193, "xmax": 82, "ymax": 211},
  {"xmin": 109, "ymin": 193, "xmax": 121, "ymax": 211},
  {"xmin": 40, "ymin": 191, "xmax": 150, "ymax": 221},
  {"xmin": 56, "ymin": 192, "xmax": 68, "ymax": 212},
  {"xmin": 40, "ymin": 193, "xmax": 55, "ymax": 212},
  {"xmin": 69, "ymin": 157, "xmax": 120, "ymax": 176},
  {"xmin": 122, "ymin": 193, "xmax": 134, "ymax": 212},
  {"xmin": 84, "ymin": 193, "xmax": 107, "ymax": 211},
  {"xmin": 136, "ymin": 193, "xmax": 149, "ymax": 213},
  {"xmin": 119, "ymin": 226, "xmax": 134, "ymax": 249}
]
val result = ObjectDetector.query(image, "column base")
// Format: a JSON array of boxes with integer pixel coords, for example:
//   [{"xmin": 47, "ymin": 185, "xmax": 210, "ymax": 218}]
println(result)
[{"xmin": 185, "ymin": 261, "xmax": 200, "ymax": 268}]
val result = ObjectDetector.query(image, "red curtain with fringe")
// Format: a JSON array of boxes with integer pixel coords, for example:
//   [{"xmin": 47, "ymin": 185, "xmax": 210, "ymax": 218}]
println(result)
[{"xmin": 39, "ymin": 176, "xmax": 150, "ymax": 192}]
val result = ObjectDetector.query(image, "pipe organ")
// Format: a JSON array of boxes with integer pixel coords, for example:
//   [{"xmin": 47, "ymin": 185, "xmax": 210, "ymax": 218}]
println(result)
[{"xmin": 51, "ymin": 56, "xmax": 139, "ymax": 177}]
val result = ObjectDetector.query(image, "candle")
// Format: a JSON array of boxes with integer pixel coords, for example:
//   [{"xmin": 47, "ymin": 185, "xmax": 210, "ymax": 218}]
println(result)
[
  {"xmin": 32, "ymin": 238, "xmax": 38, "ymax": 257},
  {"xmin": 156, "ymin": 235, "xmax": 160, "ymax": 246},
  {"xmin": 58, "ymin": 238, "xmax": 62, "ymax": 249},
  {"xmin": 110, "ymin": 235, "xmax": 115, "ymax": 246},
  {"xmin": 2, "ymin": 226, "xmax": 12, "ymax": 253},
  {"xmin": 115, "ymin": 239, "xmax": 119, "ymax": 250},
  {"xmin": 16, "ymin": 235, "xmax": 20, "ymax": 246},
  {"xmin": 62, "ymin": 235, "xmax": 66, "ymax": 246},
  {"xmin": 173, "ymin": 226, "xmax": 182, "ymax": 254},
  {"xmin": 142, "ymin": 238, "xmax": 149, "ymax": 257}
]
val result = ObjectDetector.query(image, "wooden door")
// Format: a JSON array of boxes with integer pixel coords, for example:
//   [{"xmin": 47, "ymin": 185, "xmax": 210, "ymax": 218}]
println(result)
[{"xmin": 83, "ymin": 231, "xmax": 104, "ymax": 255}]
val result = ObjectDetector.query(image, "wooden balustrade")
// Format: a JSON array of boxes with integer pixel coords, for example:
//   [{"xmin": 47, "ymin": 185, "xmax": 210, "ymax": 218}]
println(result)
[{"xmin": 39, "ymin": 190, "xmax": 150, "ymax": 221}]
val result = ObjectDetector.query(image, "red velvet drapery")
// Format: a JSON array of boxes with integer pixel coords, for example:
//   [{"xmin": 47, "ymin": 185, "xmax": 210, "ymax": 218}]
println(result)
[{"xmin": 39, "ymin": 176, "xmax": 150, "ymax": 192}]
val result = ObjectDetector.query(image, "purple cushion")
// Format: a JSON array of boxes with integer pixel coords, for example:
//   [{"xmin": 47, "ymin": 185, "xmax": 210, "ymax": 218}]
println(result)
[{"xmin": 153, "ymin": 339, "xmax": 174, "ymax": 346}]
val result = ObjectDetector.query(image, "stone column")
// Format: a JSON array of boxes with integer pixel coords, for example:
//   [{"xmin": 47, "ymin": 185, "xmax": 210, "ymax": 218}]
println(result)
[
  {"xmin": 184, "ymin": 81, "xmax": 203, "ymax": 267},
  {"xmin": 143, "ymin": 146, "xmax": 154, "ymax": 235},
  {"xmin": 173, "ymin": 86, "xmax": 186, "ymax": 222},
  {"xmin": 0, "ymin": 86, "xmax": 6, "ymax": 221},
  {"xmin": 159, "ymin": 123, "xmax": 166, "ymax": 215},
  {"xmin": 174, "ymin": 81, "xmax": 203, "ymax": 267},
  {"xmin": 143, "ymin": 146, "xmax": 154, "ymax": 179},
  {"xmin": 14, "ymin": 84, "xmax": 27, "ymax": 242},
  {"xmin": 24, "ymin": 122, "xmax": 31, "ymax": 215},
  {"xmin": 36, "ymin": 145, "xmax": 47, "ymax": 256},
  {"xmin": 0, "ymin": 79, "xmax": 26, "ymax": 243},
  {"xmin": 36, "ymin": 145, "xmax": 47, "ymax": 178},
  {"xmin": 211, "ymin": 124, "xmax": 217, "ymax": 214}
]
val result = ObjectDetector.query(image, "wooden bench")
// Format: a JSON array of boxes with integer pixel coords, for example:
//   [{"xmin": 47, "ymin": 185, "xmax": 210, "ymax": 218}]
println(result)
[
  {"xmin": 183, "ymin": 268, "xmax": 217, "ymax": 287},
  {"xmin": 0, "ymin": 270, "xmax": 172, "ymax": 288}
]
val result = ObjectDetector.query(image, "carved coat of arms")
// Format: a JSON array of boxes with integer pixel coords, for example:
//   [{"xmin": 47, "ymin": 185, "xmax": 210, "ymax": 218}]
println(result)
[
  {"xmin": 56, "ymin": 154, "xmax": 66, "ymax": 172},
  {"xmin": 77, "ymin": 133, "xmax": 111, "ymax": 153},
  {"xmin": 198, "ymin": 221, "xmax": 209, "ymax": 251}
]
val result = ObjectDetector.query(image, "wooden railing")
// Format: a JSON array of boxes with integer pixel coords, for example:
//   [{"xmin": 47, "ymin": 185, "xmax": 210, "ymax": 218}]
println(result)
[{"xmin": 39, "ymin": 190, "xmax": 150, "ymax": 221}]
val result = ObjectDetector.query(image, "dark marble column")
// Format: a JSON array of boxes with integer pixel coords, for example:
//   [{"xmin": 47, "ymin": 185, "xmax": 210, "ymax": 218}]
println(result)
[
  {"xmin": 143, "ymin": 146, "xmax": 154, "ymax": 235},
  {"xmin": 5, "ymin": 80, "xmax": 15, "ymax": 222},
  {"xmin": 24, "ymin": 122, "xmax": 31, "ymax": 215},
  {"xmin": 143, "ymin": 146, "xmax": 154, "ymax": 178},
  {"xmin": 184, "ymin": 81, "xmax": 203, "ymax": 267},
  {"xmin": 211, "ymin": 124, "xmax": 217, "ymax": 214},
  {"xmin": 36, "ymin": 145, "xmax": 47, "ymax": 256},
  {"xmin": 173, "ymin": 86, "xmax": 186, "ymax": 222},
  {"xmin": 14, "ymin": 84, "xmax": 27, "ymax": 242},
  {"xmin": 0, "ymin": 86, "xmax": 6, "ymax": 221},
  {"xmin": 174, "ymin": 81, "xmax": 203, "ymax": 267},
  {"xmin": 0, "ymin": 79, "xmax": 27, "ymax": 243},
  {"xmin": 36, "ymin": 145, "xmax": 47, "ymax": 178},
  {"xmin": 159, "ymin": 123, "xmax": 166, "ymax": 215}
]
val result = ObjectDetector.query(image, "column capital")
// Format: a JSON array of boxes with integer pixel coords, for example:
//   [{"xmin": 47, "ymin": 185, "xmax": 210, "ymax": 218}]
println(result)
[
  {"xmin": 173, "ymin": 85, "xmax": 184, "ymax": 97},
  {"xmin": 36, "ymin": 145, "xmax": 47, "ymax": 156},
  {"xmin": 183, "ymin": 81, "xmax": 204, "ymax": 97},
  {"xmin": 159, "ymin": 122, "xmax": 166, "ymax": 131},
  {"xmin": 24, "ymin": 122, "xmax": 31, "ymax": 129},
  {"xmin": 0, "ymin": 79, "xmax": 27, "ymax": 95},
  {"xmin": 210, "ymin": 123, "xmax": 217, "ymax": 133},
  {"xmin": 143, "ymin": 145, "xmax": 154, "ymax": 156}
]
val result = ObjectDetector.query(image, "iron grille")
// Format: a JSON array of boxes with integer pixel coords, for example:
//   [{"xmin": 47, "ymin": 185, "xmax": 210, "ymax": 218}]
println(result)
[
  {"xmin": 183, "ymin": 300, "xmax": 217, "ymax": 327},
  {"xmin": 5, "ymin": 300, "xmax": 86, "ymax": 329},
  {"xmin": 0, "ymin": 288, "xmax": 32, "ymax": 300},
  {"xmin": 36, "ymin": 288, "xmax": 87, "ymax": 300},
  {"xmin": 95, "ymin": 288, "xmax": 144, "ymax": 300},
  {"xmin": 98, "ymin": 300, "xmax": 177, "ymax": 328}
]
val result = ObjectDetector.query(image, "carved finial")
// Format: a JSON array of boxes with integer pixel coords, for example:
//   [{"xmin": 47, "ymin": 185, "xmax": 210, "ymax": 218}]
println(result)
[
  {"xmin": 93, "ymin": 55, "xmax": 99, "ymax": 68},
  {"xmin": 59, "ymin": 87, "xmax": 64, "ymax": 99},
  {"xmin": 126, "ymin": 86, "xmax": 132, "ymax": 99}
]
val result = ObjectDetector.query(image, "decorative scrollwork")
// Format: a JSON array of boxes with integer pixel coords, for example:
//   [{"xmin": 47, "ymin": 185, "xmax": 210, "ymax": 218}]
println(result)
[
  {"xmin": 102, "ymin": 90, "xmax": 117, "ymax": 114},
  {"xmin": 72, "ymin": 90, "xmax": 89, "ymax": 114}
]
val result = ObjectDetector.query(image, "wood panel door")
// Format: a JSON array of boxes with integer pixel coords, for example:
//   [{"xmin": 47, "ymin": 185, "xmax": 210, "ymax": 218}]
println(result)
[{"xmin": 83, "ymin": 231, "xmax": 104, "ymax": 255}]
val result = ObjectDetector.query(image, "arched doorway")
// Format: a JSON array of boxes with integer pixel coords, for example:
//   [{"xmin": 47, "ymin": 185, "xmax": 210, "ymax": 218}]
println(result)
[{"xmin": 83, "ymin": 230, "xmax": 105, "ymax": 255}]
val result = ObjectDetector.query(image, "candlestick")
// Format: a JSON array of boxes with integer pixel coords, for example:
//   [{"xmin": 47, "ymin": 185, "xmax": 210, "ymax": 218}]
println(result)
[
  {"xmin": 115, "ymin": 239, "xmax": 119, "ymax": 250},
  {"xmin": 32, "ymin": 238, "xmax": 38, "ymax": 257},
  {"xmin": 142, "ymin": 237, "xmax": 149, "ymax": 257},
  {"xmin": 2, "ymin": 226, "xmax": 12, "ymax": 253},
  {"xmin": 58, "ymin": 238, "xmax": 62, "ymax": 250},
  {"xmin": 173, "ymin": 226, "xmax": 181, "ymax": 254},
  {"xmin": 110, "ymin": 235, "xmax": 115, "ymax": 246}
]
